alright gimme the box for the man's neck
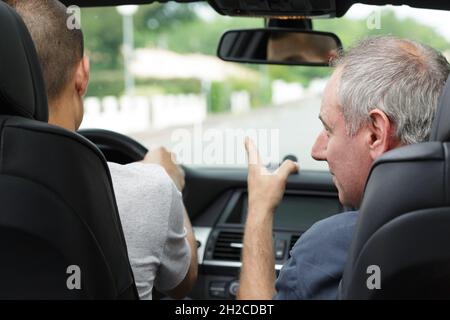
[48,98,77,132]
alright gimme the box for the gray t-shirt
[108,162,191,300]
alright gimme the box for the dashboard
[189,185,342,300]
[75,129,341,300]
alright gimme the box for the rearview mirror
[218,28,342,66]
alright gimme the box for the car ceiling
[61,0,450,17]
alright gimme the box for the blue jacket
[274,211,358,300]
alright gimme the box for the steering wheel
[78,129,148,164]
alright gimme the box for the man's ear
[74,56,90,97]
[366,108,399,160]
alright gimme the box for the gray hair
[332,36,450,144]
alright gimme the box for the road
[130,97,329,171]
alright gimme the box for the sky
[196,3,450,41]
[345,4,450,41]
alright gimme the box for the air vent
[213,231,243,261]
[289,234,301,257]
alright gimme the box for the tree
[81,4,450,98]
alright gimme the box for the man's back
[108,162,191,299]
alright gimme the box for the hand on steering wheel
[141,147,185,192]
[77,129,185,192]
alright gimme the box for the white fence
[271,78,329,106]
[151,94,207,130]
[272,80,305,105]
[80,94,208,134]
[80,79,328,135]
[231,91,251,114]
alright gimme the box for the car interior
[2,0,450,300]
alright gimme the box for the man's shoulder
[108,161,173,189]
[275,211,359,299]
[107,161,178,217]
[108,161,166,177]
[309,211,358,234]
[294,211,358,253]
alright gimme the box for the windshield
[79,3,450,170]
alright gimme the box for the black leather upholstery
[430,75,450,142]
[339,76,450,299]
[0,1,48,121]
[0,2,138,299]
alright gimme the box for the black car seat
[339,74,450,299]
[0,2,138,299]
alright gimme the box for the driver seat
[339,74,450,299]
[0,2,138,299]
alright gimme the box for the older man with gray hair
[238,36,450,300]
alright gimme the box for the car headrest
[430,75,450,142]
[0,1,48,122]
